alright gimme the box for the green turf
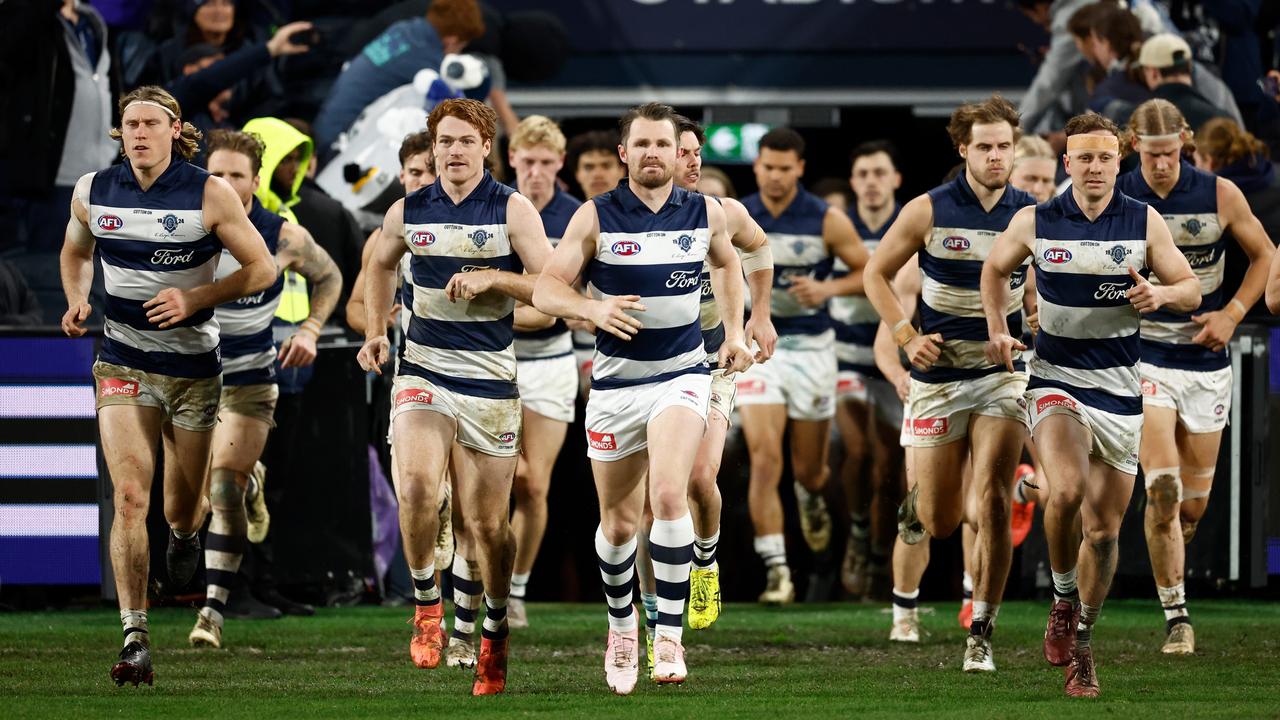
[1,600,1277,718]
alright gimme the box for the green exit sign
[703,123,772,164]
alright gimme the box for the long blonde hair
[110,86,203,161]
[1122,98,1192,157]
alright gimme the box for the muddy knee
[1144,468,1182,522]
[209,468,246,511]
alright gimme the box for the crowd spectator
[1195,118,1280,249]
[0,260,43,327]
[1138,33,1236,133]
[1069,3,1150,121]
[312,0,485,153]
[1014,0,1097,135]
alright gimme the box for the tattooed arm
[275,220,344,368]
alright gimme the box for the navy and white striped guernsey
[741,186,832,348]
[399,171,522,399]
[916,174,1034,383]
[513,190,580,361]
[587,181,709,390]
[86,160,223,378]
[214,198,284,386]
[1030,189,1148,415]
[1117,161,1227,371]
[831,203,900,378]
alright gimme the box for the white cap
[1139,33,1192,70]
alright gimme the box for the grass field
[2,600,1277,719]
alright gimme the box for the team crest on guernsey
[469,229,492,249]
[673,234,695,253]
[157,213,184,235]
[1183,218,1203,237]
[791,240,806,257]
[1107,244,1130,265]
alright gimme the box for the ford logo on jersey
[942,235,970,252]
[611,241,641,256]
[97,214,124,231]
[410,230,435,247]
[666,269,700,289]
[1043,248,1072,264]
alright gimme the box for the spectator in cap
[1138,33,1235,133]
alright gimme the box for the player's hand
[787,276,830,308]
[904,332,944,372]
[144,288,196,328]
[745,312,777,363]
[357,335,390,374]
[62,302,92,337]
[279,330,318,368]
[891,370,911,403]
[984,333,1026,373]
[718,338,754,375]
[445,269,495,302]
[588,295,645,341]
[1025,305,1040,336]
[1126,266,1163,314]
[1190,309,1237,353]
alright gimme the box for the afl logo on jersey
[611,241,641,256]
[97,214,124,231]
[942,235,970,252]
[1043,247,1072,264]
[410,230,435,247]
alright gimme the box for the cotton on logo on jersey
[611,241,641,256]
[97,215,123,231]
[1036,394,1076,413]
[1043,248,1072,264]
[395,389,434,407]
[99,378,139,398]
[942,236,970,252]
[410,230,435,247]
[912,417,948,437]
[587,430,617,451]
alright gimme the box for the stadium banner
[488,0,1035,53]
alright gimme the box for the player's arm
[60,174,97,337]
[532,202,644,340]
[1267,241,1280,314]
[513,302,556,332]
[706,197,751,374]
[356,200,409,373]
[147,175,274,330]
[873,254,921,401]
[1136,205,1200,314]
[1022,265,1040,335]
[981,206,1036,371]
[724,197,776,361]
[1189,178,1274,349]
[445,193,551,304]
[864,194,942,371]
[788,207,867,308]
[276,221,343,368]
[345,228,384,336]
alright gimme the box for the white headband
[1137,132,1186,144]
[124,100,177,119]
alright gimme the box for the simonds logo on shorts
[395,389,433,407]
[1036,394,1076,413]
[588,430,617,451]
[912,417,948,437]
[99,378,139,398]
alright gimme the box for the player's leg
[191,408,272,648]
[740,403,792,602]
[392,407,454,669]
[687,408,728,630]
[451,442,518,695]
[1160,422,1224,654]
[864,406,905,601]
[1030,411,1091,667]
[509,406,567,628]
[447,485,481,668]
[645,401,707,683]
[890,447,929,643]
[160,420,216,587]
[1139,404,1187,652]
[592,450,648,695]
[962,414,1025,672]
[635,489,657,676]
[790,417,834,553]
[98,402,164,684]
[1069,458,1137,698]
[960,461,977,630]
[835,394,872,595]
